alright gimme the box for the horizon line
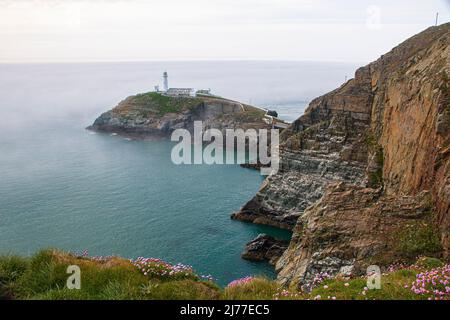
[0,58,368,65]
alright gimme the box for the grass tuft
[223,277,279,300]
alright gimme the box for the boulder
[241,234,289,266]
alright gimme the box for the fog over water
[0,61,358,285]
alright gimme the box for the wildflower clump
[132,257,197,281]
[200,274,215,282]
[273,289,301,300]
[73,249,89,258]
[226,276,255,288]
[72,250,114,262]
[387,262,410,273]
[410,264,449,300]
[304,271,334,291]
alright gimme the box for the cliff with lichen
[232,23,449,289]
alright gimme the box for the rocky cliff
[233,24,450,289]
[88,92,270,138]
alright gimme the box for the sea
[0,61,358,285]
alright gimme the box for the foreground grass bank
[0,249,448,300]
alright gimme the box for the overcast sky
[0,0,449,63]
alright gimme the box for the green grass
[141,280,221,300]
[415,256,444,269]
[134,92,170,105]
[0,250,447,300]
[0,255,30,299]
[131,92,203,116]
[0,249,219,300]
[223,278,279,300]
[397,222,443,258]
[307,270,420,300]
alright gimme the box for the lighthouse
[163,71,168,92]
[160,71,193,97]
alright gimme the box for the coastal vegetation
[119,92,204,117]
[364,132,384,188]
[0,249,447,300]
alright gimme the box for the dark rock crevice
[241,234,289,266]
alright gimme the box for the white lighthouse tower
[163,71,168,92]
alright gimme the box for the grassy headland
[0,249,447,300]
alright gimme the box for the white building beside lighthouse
[161,71,193,97]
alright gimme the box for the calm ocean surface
[0,61,358,285]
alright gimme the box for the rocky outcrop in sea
[88,93,271,138]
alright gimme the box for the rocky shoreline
[88,24,449,290]
[233,23,450,289]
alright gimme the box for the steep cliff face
[231,67,372,229]
[88,93,269,138]
[232,52,375,230]
[234,24,449,289]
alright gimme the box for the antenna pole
[435,12,439,26]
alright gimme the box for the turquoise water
[0,123,290,285]
[0,61,357,285]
